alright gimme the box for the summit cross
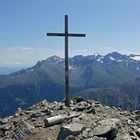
[46,15,86,106]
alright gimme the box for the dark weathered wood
[47,33,86,37]
[47,33,65,36]
[66,33,86,37]
[65,15,69,107]
[46,15,86,107]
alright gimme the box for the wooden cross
[46,15,86,107]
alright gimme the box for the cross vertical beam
[46,15,86,107]
[65,15,69,106]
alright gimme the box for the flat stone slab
[58,123,84,140]
[92,118,120,138]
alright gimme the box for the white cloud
[0,61,22,66]
[0,47,51,67]
[103,47,113,51]
[8,46,33,51]
[71,48,89,56]
[1,61,11,65]
[15,62,22,65]
[21,47,33,51]
[0,32,15,36]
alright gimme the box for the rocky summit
[0,97,140,140]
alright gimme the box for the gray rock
[136,128,140,138]
[74,101,91,111]
[64,135,77,140]
[41,108,52,115]
[85,136,107,140]
[58,123,84,140]
[0,124,12,138]
[70,100,74,106]
[114,132,132,140]
[30,112,42,118]
[85,108,96,114]
[40,99,48,107]
[30,113,38,118]
[1,118,8,124]
[92,118,120,139]
[13,120,34,140]
[0,120,5,125]
[120,111,130,116]
[24,110,34,115]
[80,127,93,138]
[0,126,7,137]
[132,110,140,115]
[16,108,22,114]
[74,96,88,103]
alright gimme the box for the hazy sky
[0,0,140,67]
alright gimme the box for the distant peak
[46,55,64,63]
[107,52,122,56]
[48,55,62,60]
[105,52,128,60]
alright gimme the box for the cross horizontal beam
[47,33,86,37]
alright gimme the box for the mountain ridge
[1,52,140,117]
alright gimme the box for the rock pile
[0,97,140,140]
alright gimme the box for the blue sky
[0,0,140,67]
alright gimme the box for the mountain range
[1,52,140,117]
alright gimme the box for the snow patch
[47,56,64,63]
[30,68,34,71]
[130,56,140,61]
[109,57,116,61]
[69,65,76,70]
[117,60,123,62]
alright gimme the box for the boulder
[132,110,140,115]
[41,108,52,115]
[58,123,84,140]
[73,101,91,111]
[0,125,12,138]
[1,118,8,125]
[92,118,120,139]
[30,112,42,118]
[40,99,48,107]
[74,96,88,103]
[13,120,34,140]
[0,126,7,137]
